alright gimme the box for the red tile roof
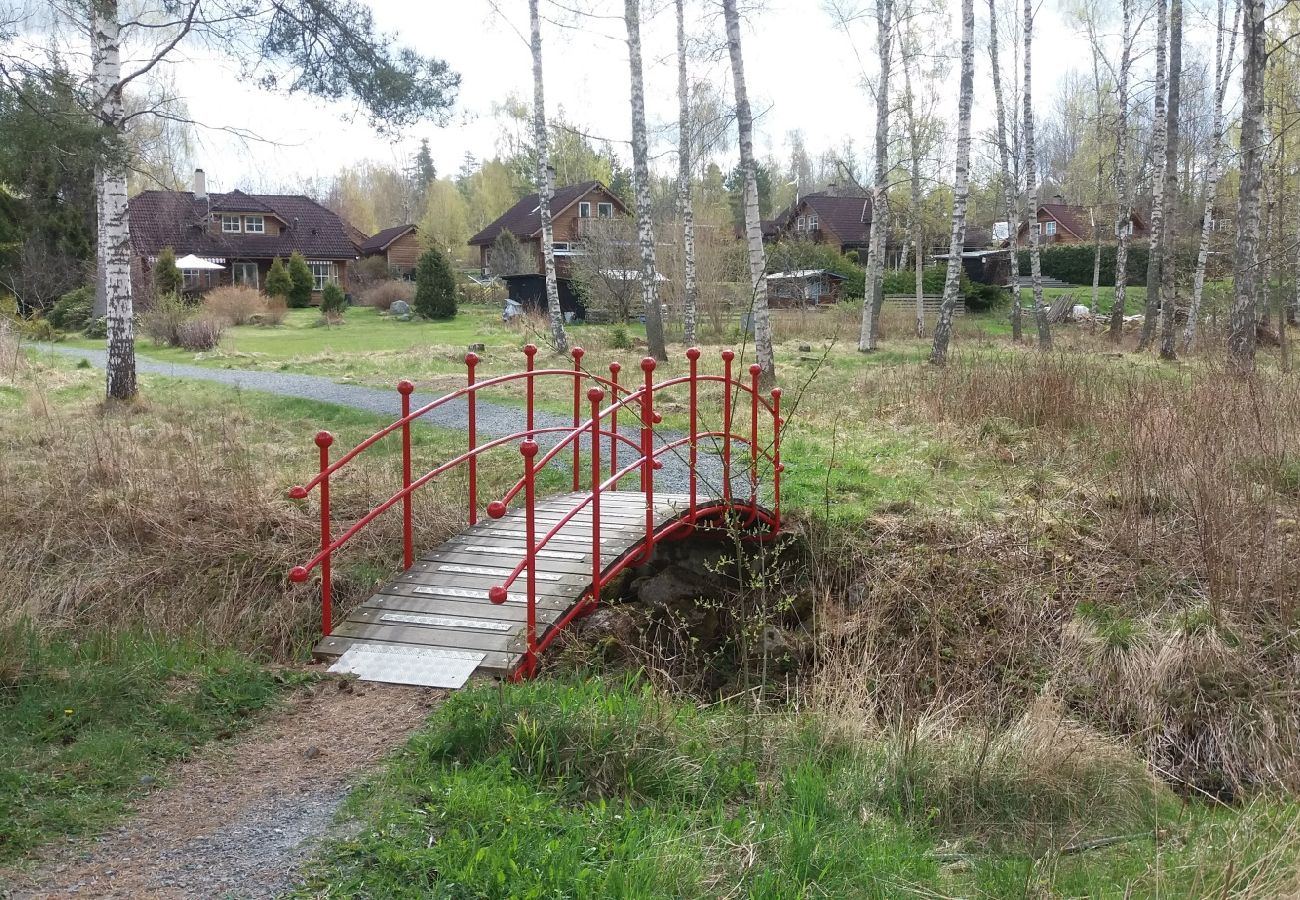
[359,224,417,253]
[128,191,359,260]
[468,181,627,246]
[780,192,873,247]
[1037,203,1092,239]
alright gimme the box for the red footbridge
[287,344,783,688]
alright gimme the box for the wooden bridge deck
[315,490,731,686]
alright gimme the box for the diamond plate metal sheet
[379,612,513,632]
[412,585,524,603]
[328,642,485,688]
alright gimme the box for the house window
[1045,220,1057,236]
[308,261,336,291]
[796,216,806,233]
[1031,223,1041,235]
[808,214,819,231]
[221,214,241,233]
[233,261,259,289]
[578,202,592,218]
[243,215,264,234]
[597,202,614,218]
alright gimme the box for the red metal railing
[287,344,784,677]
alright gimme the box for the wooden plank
[420,549,615,577]
[364,591,536,621]
[314,633,520,672]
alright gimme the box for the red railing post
[749,363,761,512]
[686,347,700,521]
[398,380,414,569]
[640,357,656,552]
[588,386,604,608]
[771,387,783,531]
[609,362,621,488]
[721,350,734,504]
[571,346,585,491]
[466,352,479,525]
[315,430,334,636]
[523,343,537,440]
[521,438,539,675]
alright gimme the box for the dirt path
[2,678,439,899]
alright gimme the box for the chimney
[193,168,207,200]
[1051,192,1064,205]
[827,182,838,197]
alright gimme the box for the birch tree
[988,0,1022,342]
[1023,0,1051,348]
[1138,0,1169,351]
[900,22,926,338]
[1228,0,1265,372]
[676,0,698,346]
[859,0,894,352]
[1182,0,1239,351]
[625,0,667,362]
[722,0,775,381]
[1157,0,1183,360]
[929,0,975,365]
[530,0,568,354]
[1108,0,1135,341]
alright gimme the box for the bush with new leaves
[265,257,292,302]
[154,247,183,297]
[320,282,346,320]
[286,252,314,308]
[414,247,457,320]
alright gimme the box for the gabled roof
[129,190,359,260]
[1036,203,1091,239]
[781,191,873,246]
[359,224,417,253]
[468,181,627,246]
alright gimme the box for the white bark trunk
[676,0,697,346]
[929,0,974,365]
[722,0,774,381]
[93,0,136,401]
[1157,0,1182,360]
[902,45,924,338]
[1109,0,1134,341]
[987,0,1022,342]
[1138,0,1169,351]
[1023,0,1050,349]
[1229,0,1265,372]
[530,0,568,355]
[625,0,667,362]
[859,0,893,352]
[1182,0,1238,351]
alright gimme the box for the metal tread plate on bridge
[326,642,486,688]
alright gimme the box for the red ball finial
[587,386,605,403]
[523,343,538,357]
[771,387,782,400]
[487,500,507,519]
[465,352,480,367]
[721,350,735,362]
[749,363,761,376]
[289,566,309,583]
[520,439,539,458]
[397,379,414,395]
[609,361,622,374]
[489,585,508,604]
[314,430,334,448]
[640,357,656,372]
[572,346,585,361]
[686,347,701,361]
[287,485,308,500]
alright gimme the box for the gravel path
[2,680,439,900]
[39,345,756,499]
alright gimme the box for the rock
[303,745,322,760]
[139,775,156,787]
[578,606,639,645]
[468,342,486,353]
[1071,304,1091,320]
[633,563,712,608]
[396,313,411,322]
[388,299,411,317]
[798,343,812,352]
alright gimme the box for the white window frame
[243,215,265,234]
[578,201,592,218]
[232,261,259,289]
[796,215,806,233]
[308,260,336,292]
[597,202,614,218]
[221,214,242,233]
[808,214,819,231]
[1045,220,1057,236]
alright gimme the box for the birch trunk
[1182,0,1238,351]
[93,0,136,401]
[1229,0,1265,372]
[859,0,893,352]
[676,0,697,346]
[722,0,774,381]
[1109,0,1134,342]
[902,45,925,337]
[1138,0,1169,351]
[530,0,568,355]
[1023,0,1050,349]
[1157,0,1183,360]
[929,0,974,365]
[625,0,668,361]
[987,0,1022,342]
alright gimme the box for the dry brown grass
[358,281,415,309]
[202,285,268,326]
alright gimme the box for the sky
[161,0,1100,196]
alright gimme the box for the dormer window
[244,215,265,234]
[597,202,614,218]
[221,214,241,233]
[578,202,592,218]
[1044,220,1057,236]
[808,214,819,231]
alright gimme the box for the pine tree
[320,281,346,317]
[414,248,457,319]
[265,257,292,300]
[286,251,314,308]
[153,246,182,297]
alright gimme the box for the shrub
[359,280,415,309]
[350,255,392,290]
[459,280,507,307]
[82,317,108,339]
[202,285,265,326]
[264,257,292,302]
[174,316,224,351]
[320,281,346,319]
[48,286,95,332]
[882,265,968,297]
[286,251,314,308]
[154,247,182,297]
[261,296,288,326]
[140,294,191,346]
[414,247,457,320]
[965,282,1004,311]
